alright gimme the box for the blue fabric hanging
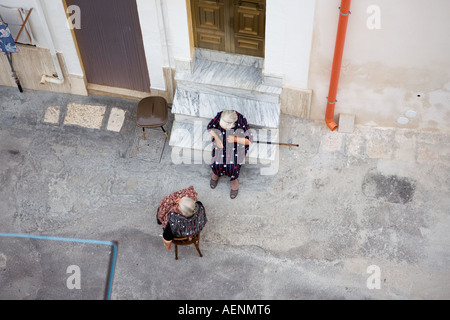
[0,21,18,53]
[1,21,23,92]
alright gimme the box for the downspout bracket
[327,97,338,104]
[338,7,351,16]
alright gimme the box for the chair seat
[136,96,168,127]
[172,233,203,260]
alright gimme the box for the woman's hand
[226,136,236,144]
[163,238,172,251]
[215,139,224,149]
[209,130,223,148]
[227,136,251,146]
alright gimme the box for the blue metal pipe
[0,232,118,300]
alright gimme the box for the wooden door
[65,0,151,92]
[191,0,266,58]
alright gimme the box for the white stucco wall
[308,0,450,132]
[137,0,190,91]
[0,0,83,76]
[264,0,315,89]
[41,0,83,76]
[0,0,45,47]
[137,0,165,90]
[165,0,191,63]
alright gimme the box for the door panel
[193,0,226,52]
[66,0,151,92]
[233,0,265,56]
[191,0,265,57]
[234,36,264,55]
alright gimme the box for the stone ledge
[171,88,280,129]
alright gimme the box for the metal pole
[325,0,352,131]
[5,52,23,92]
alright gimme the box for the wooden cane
[255,140,299,147]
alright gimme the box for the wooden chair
[172,233,203,260]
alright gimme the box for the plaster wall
[264,0,315,89]
[136,0,166,91]
[0,0,83,76]
[137,0,191,91]
[308,0,450,132]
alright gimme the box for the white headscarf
[179,196,196,218]
[219,110,238,130]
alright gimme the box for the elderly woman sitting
[156,186,207,250]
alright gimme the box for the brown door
[191,0,266,58]
[65,0,151,92]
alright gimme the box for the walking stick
[255,140,299,147]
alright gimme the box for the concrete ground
[0,85,449,300]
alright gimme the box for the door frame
[62,0,86,80]
[62,0,152,99]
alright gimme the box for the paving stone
[365,131,394,159]
[338,113,355,133]
[43,105,60,124]
[320,132,343,152]
[64,103,106,129]
[345,130,366,158]
[417,146,440,165]
[393,131,416,162]
[107,107,126,132]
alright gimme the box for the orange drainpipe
[325,0,351,131]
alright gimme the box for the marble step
[175,48,282,103]
[175,61,281,104]
[194,47,265,68]
[171,88,280,129]
[169,118,279,163]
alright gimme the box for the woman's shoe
[210,177,219,189]
[230,188,239,199]
[230,179,239,199]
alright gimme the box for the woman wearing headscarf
[156,185,198,228]
[207,110,252,199]
[156,186,207,250]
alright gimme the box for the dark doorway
[65,0,151,92]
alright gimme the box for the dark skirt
[210,163,241,181]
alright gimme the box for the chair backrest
[172,233,200,245]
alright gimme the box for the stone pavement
[0,85,449,300]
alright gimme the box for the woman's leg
[229,164,240,199]
[210,164,220,189]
